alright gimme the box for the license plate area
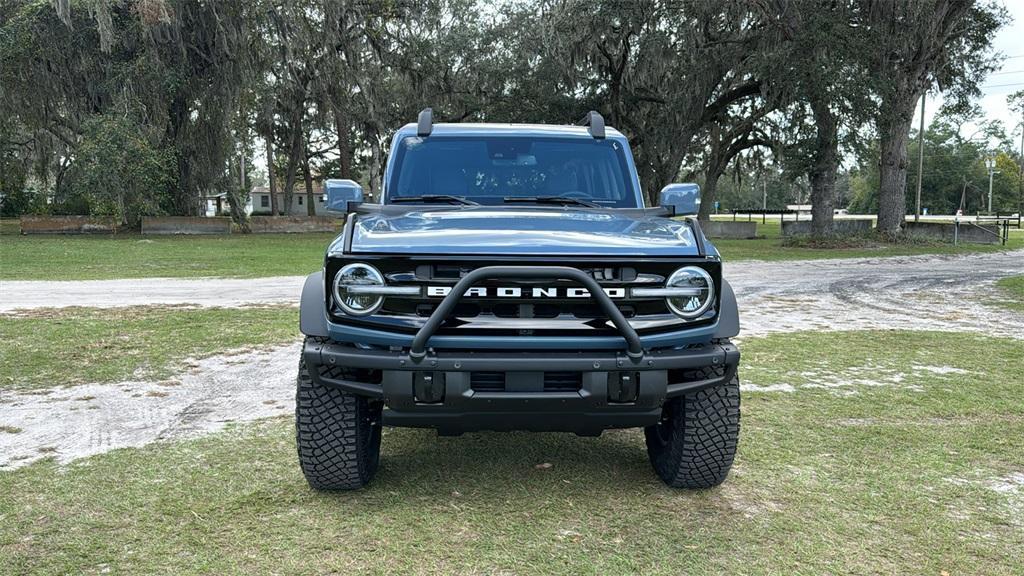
[469,371,583,393]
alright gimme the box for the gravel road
[0,276,306,312]
[732,249,1024,340]
[1,249,1022,469]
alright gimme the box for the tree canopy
[0,0,1012,232]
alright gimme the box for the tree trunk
[169,93,198,216]
[876,102,916,235]
[281,118,304,216]
[636,139,690,208]
[697,123,723,221]
[265,132,278,217]
[335,109,352,179]
[227,187,250,233]
[699,171,721,222]
[303,146,315,217]
[365,123,383,199]
[809,98,838,237]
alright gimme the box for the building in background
[250,183,328,216]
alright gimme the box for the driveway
[731,249,1024,339]
[0,275,306,312]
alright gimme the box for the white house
[251,184,329,216]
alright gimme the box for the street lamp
[985,156,1000,214]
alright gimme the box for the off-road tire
[644,365,740,489]
[295,341,382,490]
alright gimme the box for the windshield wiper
[392,195,478,206]
[503,195,601,208]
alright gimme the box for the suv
[297,110,741,490]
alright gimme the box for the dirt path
[0,343,299,469]
[1,250,1022,469]
[731,249,1024,340]
[0,276,306,312]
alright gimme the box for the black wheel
[645,366,740,489]
[295,341,382,490]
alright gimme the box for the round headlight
[333,263,385,316]
[665,266,715,319]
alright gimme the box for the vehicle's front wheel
[645,367,740,489]
[295,343,382,490]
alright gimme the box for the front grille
[327,257,720,338]
[410,302,638,320]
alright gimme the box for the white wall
[252,193,327,216]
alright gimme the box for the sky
[914,1,1024,144]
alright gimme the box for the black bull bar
[408,265,645,360]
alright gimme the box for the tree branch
[701,81,762,123]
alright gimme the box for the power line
[979,81,1024,89]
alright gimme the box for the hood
[343,207,700,256]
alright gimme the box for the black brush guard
[304,266,739,434]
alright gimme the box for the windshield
[386,136,639,208]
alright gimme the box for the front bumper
[303,339,740,435]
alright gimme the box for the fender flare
[713,278,740,339]
[299,271,330,337]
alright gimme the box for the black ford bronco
[296,110,741,490]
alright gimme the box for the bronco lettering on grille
[425,286,626,298]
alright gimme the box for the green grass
[710,219,1024,261]
[996,275,1024,312]
[0,232,335,280]
[2,218,1020,281]
[0,306,299,390]
[0,218,18,236]
[1,330,1021,575]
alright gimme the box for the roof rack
[417,107,433,137]
[577,110,605,139]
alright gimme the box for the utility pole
[1019,115,1024,216]
[762,179,767,211]
[985,156,999,213]
[959,176,968,213]
[914,92,925,222]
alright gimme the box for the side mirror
[324,179,364,213]
[659,183,700,216]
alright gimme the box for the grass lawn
[996,275,1024,312]
[1,330,1021,574]
[0,306,299,391]
[0,230,334,280]
[2,218,1021,281]
[0,218,19,236]
[711,218,1024,261]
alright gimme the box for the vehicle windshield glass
[386,136,639,208]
